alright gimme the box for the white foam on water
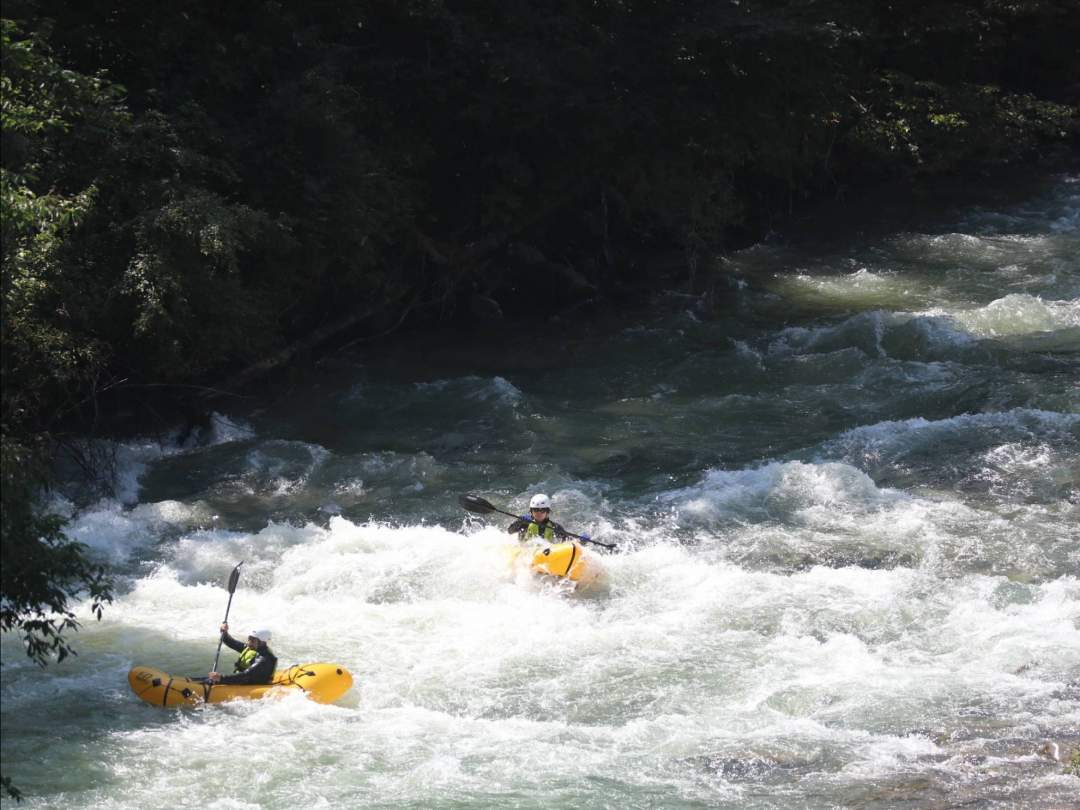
[63,498,214,563]
[472,375,524,405]
[761,296,1080,363]
[930,293,1080,338]
[968,441,1076,501]
[888,230,1062,273]
[198,413,257,446]
[655,441,1077,578]
[732,340,766,371]
[659,460,907,526]
[3,511,1078,809]
[778,267,938,310]
[823,408,1080,469]
[242,440,330,497]
[68,412,256,505]
[767,310,897,357]
[413,374,524,405]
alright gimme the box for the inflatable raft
[510,541,604,590]
[128,662,353,708]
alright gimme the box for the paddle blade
[226,562,243,594]
[459,494,497,515]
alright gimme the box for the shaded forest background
[1,0,1078,706]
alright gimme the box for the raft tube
[127,662,353,708]
[507,541,604,590]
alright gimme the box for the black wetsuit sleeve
[220,632,245,654]
[217,650,277,685]
[507,518,530,535]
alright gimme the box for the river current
[2,175,1078,809]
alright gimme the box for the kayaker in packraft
[507,493,567,542]
[207,624,277,685]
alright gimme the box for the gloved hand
[579,532,591,542]
[519,515,530,522]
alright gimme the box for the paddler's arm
[507,517,531,535]
[219,623,245,653]
[206,624,248,682]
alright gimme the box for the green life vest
[525,521,557,542]
[235,647,258,672]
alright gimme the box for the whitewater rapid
[2,175,1078,809]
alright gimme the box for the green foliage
[842,70,1077,178]
[121,189,286,377]
[0,3,1074,415]
[0,1,1074,422]
[1,19,114,431]
[0,433,112,803]
[0,28,113,760]
[6,1,1076,362]
[0,435,113,665]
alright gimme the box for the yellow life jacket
[235,647,258,672]
[525,521,557,542]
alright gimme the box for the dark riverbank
[5,2,1079,440]
[47,163,1080,447]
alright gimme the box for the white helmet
[248,629,272,643]
[529,493,551,510]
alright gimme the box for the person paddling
[461,492,612,550]
[207,624,277,685]
[507,493,587,543]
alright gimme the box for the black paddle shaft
[459,494,515,519]
[459,494,616,550]
[211,562,244,673]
